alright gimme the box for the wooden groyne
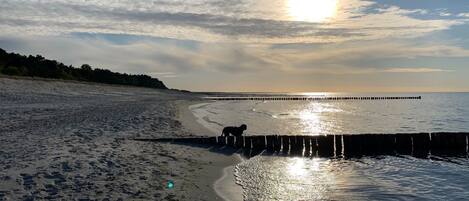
[204,96,422,101]
[134,132,469,158]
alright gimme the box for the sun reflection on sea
[297,102,342,135]
[299,108,322,134]
[288,157,322,177]
[287,157,307,176]
[236,156,341,200]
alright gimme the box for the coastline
[176,100,244,201]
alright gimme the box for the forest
[0,48,167,89]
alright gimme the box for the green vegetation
[0,48,167,89]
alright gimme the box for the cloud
[263,41,469,74]
[0,0,465,43]
[458,13,469,18]
[147,72,180,78]
[439,12,452,17]
[381,68,452,73]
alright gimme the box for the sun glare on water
[287,0,338,22]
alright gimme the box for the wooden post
[217,136,226,146]
[208,137,217,145]
[317,135,334,157]
[227,136,235,147]
[255,136,266,150]
[235,136,244,148]
[430,132,443,155]
[311,136,319,156]
[281,136,290,154]
[289,136,298,155]
[334,135,342,157]
[244,137,252,149]
[361,134,386,156]
[411,133,430,158]
[304,136,311,157]
[395,134,413,155]
[266,135,275,152]
[342,135,363,157]
[273,135,281,153]
[173,138,189,143]
[383,134,397,155]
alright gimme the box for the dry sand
[0,77,242,201]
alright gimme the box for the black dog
[221,124,247,137]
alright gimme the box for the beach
[0,77,242,200]
[4,76,469,201]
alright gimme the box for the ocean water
[191,92,469,200]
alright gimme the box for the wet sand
[214,159,244,201]
[0,77,242,201]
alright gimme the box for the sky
[1,0,469,92]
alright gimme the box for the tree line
[0,48,167,89]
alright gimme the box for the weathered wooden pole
[304,136,311,157]
[343,134,370,157]
[289,136,298,155]
[411,133,430,158]
[249,136,264,151]
[226,136,235,147]
[235,136,244,148]
[317,135,334,157]
[395,134,413,155]
[281,136,290,154]
[334,135,342,157]
[361,134,386,156]
[244,137,252,149]
[273,135,282,153]
[310,136,319,157]
[208,137,217,145]
[217,136,226,146]
[266,135,275,152]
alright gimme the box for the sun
[287,0,338,22]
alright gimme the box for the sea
[190,92,469,200]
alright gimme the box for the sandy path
[0,77,239,200]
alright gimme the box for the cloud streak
[381,68,452,73]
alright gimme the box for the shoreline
[176,100,217,136]
[176,100,244,201]
[214,155,244,201]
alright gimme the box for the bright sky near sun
[288,0,338,22]
[1,0,469,92]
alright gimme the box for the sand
[0,77,243,201]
